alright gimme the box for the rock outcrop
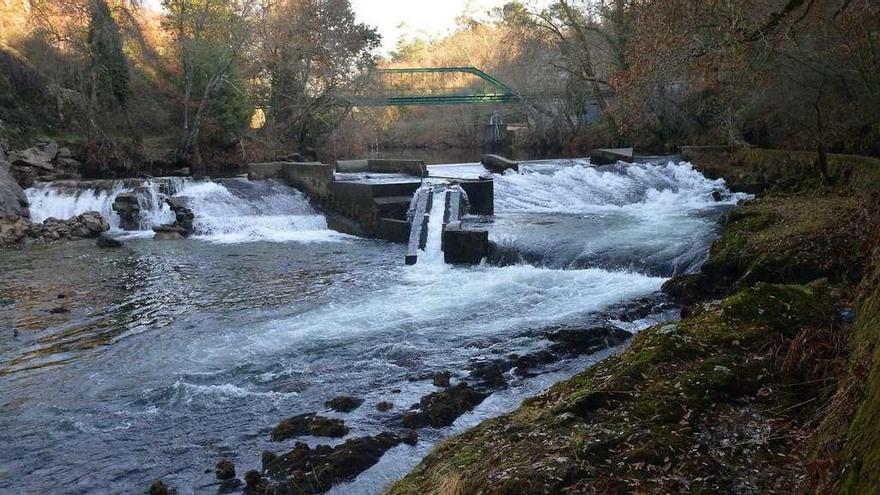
[270,413,350,441]
[7,141,82,187]
[153,196,195,240]
[0,158,29,219]
[111,191,143,230]
[262,433,403,494]
[401,383,488,429]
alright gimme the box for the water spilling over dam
[1,158,744,494]
[25,178,346,244]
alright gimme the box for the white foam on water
[417,186,448,265]
[26,182,127,227]
[213,263,666,362]
[25,180,177,230]
[168,380,297,403]
[25,178,347,244]
[175,179,347,244]
[494,160,746,215]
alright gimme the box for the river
[0,158,743,493]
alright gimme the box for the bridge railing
[346,66,520,106]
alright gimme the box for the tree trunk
[558,0,621,145]
[177,76,219,166]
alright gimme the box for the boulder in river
[243,470,267,495]
[149,479,176,495]
[0,217,30,247]
[324,395,363,413]
[262,433,402,494]
[153,224,188,240]
[546,325,632,355]
[112,191,143,230]
[402,429,418,446]
[376,401,394,412]
[215,458,236,480]
[165,196,195,236]
[96,234,124,249]
[402,383,488,429]
[270,413,349,441]
[468,361,509,389]
[432,371,451,388]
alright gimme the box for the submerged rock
[546,325,632,355]
[149,479,176,495]
[96,234,123,249]
[153,224,188,240]
[243,470,266,495]
[376,401,394,412]
[263,433,402,494]
[270,413,349,441]
[215,458,236,480]
[324,395,363,413]
[402,383,488,429]
[432,371,451,388]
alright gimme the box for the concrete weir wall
[247,160,493,264]
[248,161,334,201]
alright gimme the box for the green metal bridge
[348,67,520,106]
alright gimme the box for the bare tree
[163,0,257,165]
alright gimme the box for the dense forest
[1,0,878,174]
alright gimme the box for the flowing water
[1,159,743,494]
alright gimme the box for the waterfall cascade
[405,183,471,265]
[24,178,341,244]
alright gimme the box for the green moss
[389,280,842,495]
[720,283,835,336]
[838,261,880,494]
[689,147,880,198]
[701,195,864,288]
[680,355,766,402]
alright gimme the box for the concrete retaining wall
[248,161,334,201]
[459,180,494,216]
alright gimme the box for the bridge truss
[348,67,520,107]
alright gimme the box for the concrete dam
[248,157,496,265]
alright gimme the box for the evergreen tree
[88,0,130,110]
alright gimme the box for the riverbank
[389,149,880,494]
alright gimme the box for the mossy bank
[389,149,880,494]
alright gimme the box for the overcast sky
[349,0,511,53]
[141,0,535,54]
